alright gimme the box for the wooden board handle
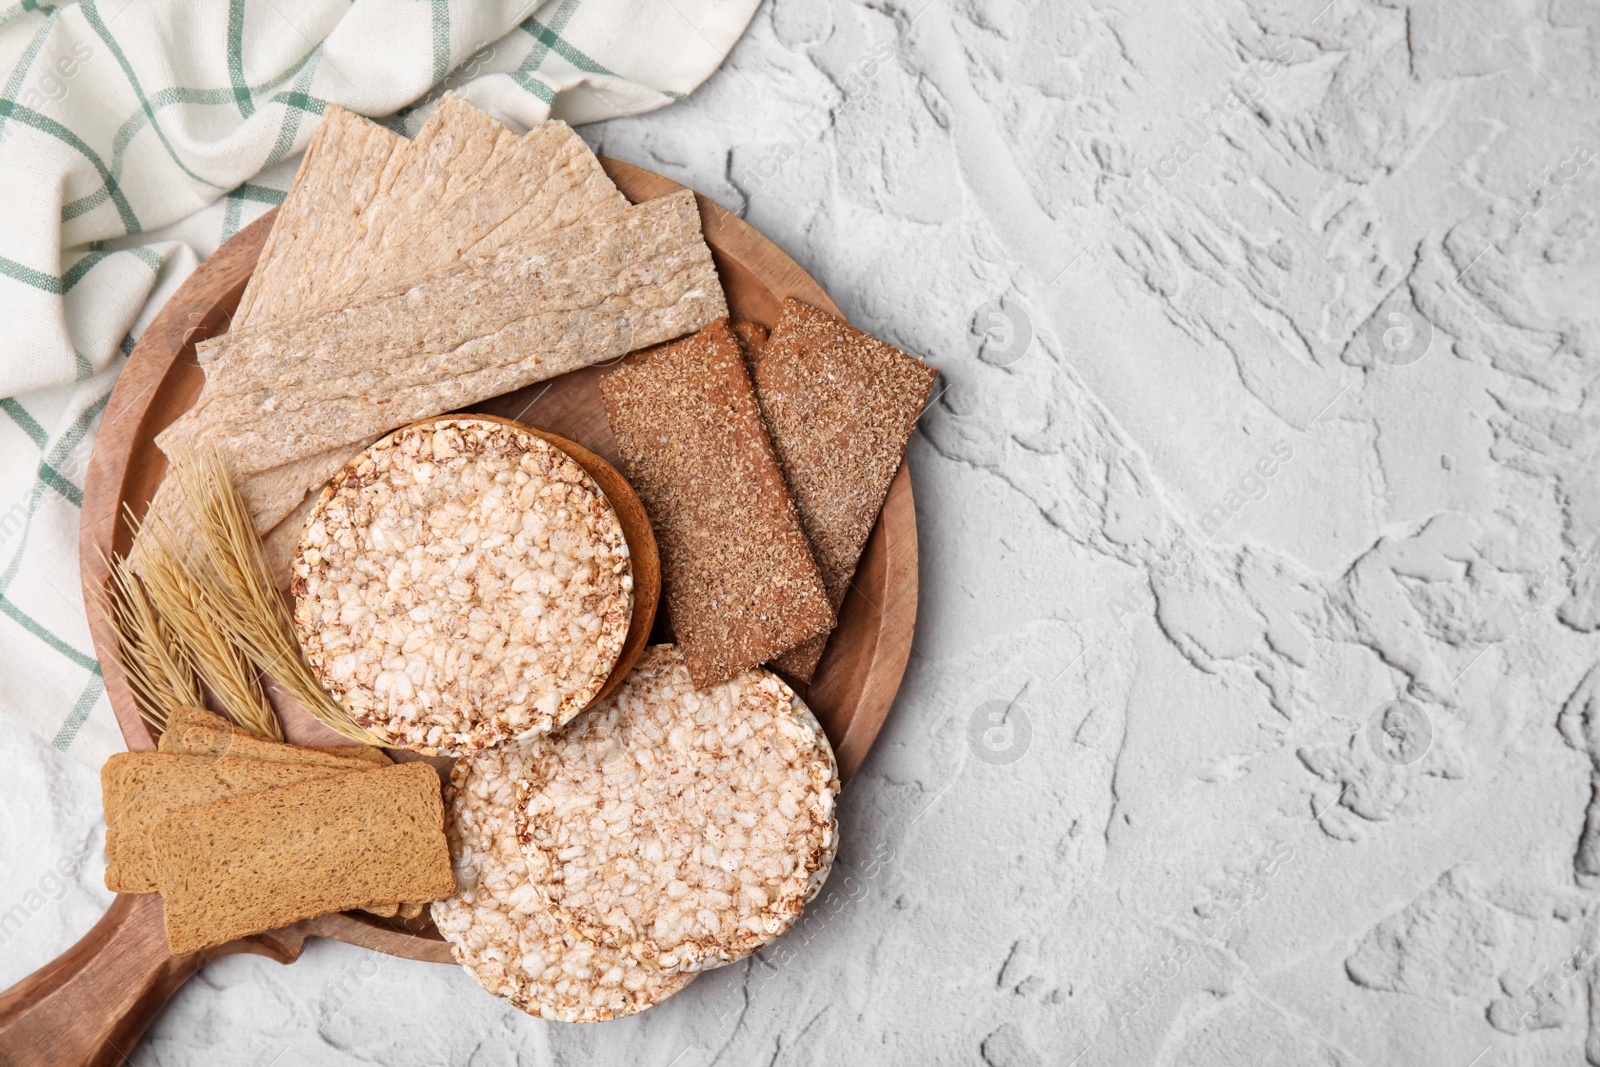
[0,894,303,1067]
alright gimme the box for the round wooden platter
[0,162,918,1066]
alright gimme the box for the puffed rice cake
[516,644,839,973]
[292,418,632,755]
[432,738,693,1021]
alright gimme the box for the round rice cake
[292,418,632,755]
[516,644,840,973]
[431,739,693,1022]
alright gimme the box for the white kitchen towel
[0,0,758,767]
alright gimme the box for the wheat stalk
[134,524,283,741]
[170,449,380,745]
[98,549,204,735]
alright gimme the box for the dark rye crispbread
[156,708,385,771]
[731,319,769,360]
[151,761,455,954]
[600,319,833,687]
[747,300,938,681]
[101,753,360,893]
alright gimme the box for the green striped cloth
[0,0,757,767]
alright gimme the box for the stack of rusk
[102,706,453,954]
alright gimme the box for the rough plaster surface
[7,0,1600,1062]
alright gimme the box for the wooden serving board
[0,161,917,1067]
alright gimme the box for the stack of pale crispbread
[131,92,722,588]
[101,92,939,1020]
[101,706,451,952]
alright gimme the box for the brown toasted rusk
[155,712,384,771]
[100,753,358,893]
[151,762,454,954]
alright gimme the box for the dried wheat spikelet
[134,521,281,741]
[98,547,204,735]
[170,449,379,745]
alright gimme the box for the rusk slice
[433,738,693,1021]
[101,753,355,893]
[600,319,832,687]
[516,645,839,973]
[160,705,391,765]
[152,762,454,954]
[749,300,938,680]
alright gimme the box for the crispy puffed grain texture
[158,192,725,477]
[750,300,938,680]
[292,419,633,756]
[231,107,406,333]
[432,738,693,1021]
[515,645,839,973]
[100,753,354,893]
[600,320,832,687]
[157,719,383,771]
[152,762,454,955]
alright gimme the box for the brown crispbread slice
[156,712,384,771]
[731,319,769,361]
[157,190,724,478]
[600,318,833,687]
[151,762,455,955]
[747,301,938,680]
[101,753,357,893]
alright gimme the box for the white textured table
[7,1,1600,1063]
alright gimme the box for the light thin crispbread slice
[231,107,406,334]
[151,762,455,955]
[161,705,392,765]
[600,319,832,687]
[158,190,724,478]
[747,301,939,681]
[261,490,319,587]
[319,95,629,301]
[100,753,357,893]
[242,445,379,532]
